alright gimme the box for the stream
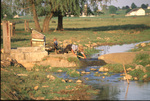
[54,40,150,100]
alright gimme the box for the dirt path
[98,51,150,64]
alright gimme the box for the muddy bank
[38,53,78,67]
[98,51,150,64]
[38,53,107,68]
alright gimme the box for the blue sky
[109,0,150,8]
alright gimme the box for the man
[53,38,58,54]
[64,44,86,59]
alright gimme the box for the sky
[108,0,150,8]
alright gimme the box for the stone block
[11,53,25,61]
[24,51,48,62]
[11,49,21,53]
[17,47,43,52]
[31,30,45,39]
[1,53,10,60]
[32,41,45,46]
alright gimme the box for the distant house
[125,8,145,16]
[147,6,150,9]
[13,15,20,18]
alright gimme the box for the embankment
[98,51,150,64]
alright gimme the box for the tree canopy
[131,3,137,9]
[109,5,117,14]
[141,4,148,9]
[27,0,80,32]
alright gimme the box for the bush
[133,53,150,66]
[109,5,117,14]
[129,69,145,80]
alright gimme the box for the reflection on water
[93,81,150,100]
[118,81,150,100]
[91,40,150,58]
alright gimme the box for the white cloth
[80,52,84,54]
[71,44,78,51]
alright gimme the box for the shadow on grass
[1,38,30,45]
[11,38,30,42]
[79,58,107,67]
[15,29,25,31]
[64,24,150,31]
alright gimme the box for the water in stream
[54,41,150,100]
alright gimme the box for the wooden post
[2,21,11,54]
[24,20,27,31]
[13,23,15,35]
[26,21,30,32]
[125,84,129,99]
[10,23,13,36]
[123,64,130,84]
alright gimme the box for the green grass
[133,53,150,67]
[32,65,81,77]
[1,66,97,100]
[128,69,146,81]
[1,16,150,50]
[84,48,99,55]
[104,64,124,73]
[67,57,80,63]
[130,42,150,52]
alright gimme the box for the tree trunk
[42,13,53,33]
[31,0,41,32]
[57,15,63,31]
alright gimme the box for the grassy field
[1,15,150,50]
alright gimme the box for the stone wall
[10,47,48,70]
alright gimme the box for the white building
[125,8,145,16]
[147,6,150,9]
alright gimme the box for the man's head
[53,38,57,41]
[78,45,84,52]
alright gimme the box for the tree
[1,0,17,19]
[12,0,41,31]
[126,9,131,14]
[125,6,130,9]
[93,6,99,15]
[13,0,81,32]
[87,6,94,15]
[28,0,42,32]
[109,5,117,14]
[56,0,80,31]
[131,3,137,9]
[30,0,80,32]
[79,0,87,15]
[141,4,148,9]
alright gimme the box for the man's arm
[81,52,86,59]
[71,49,77,57]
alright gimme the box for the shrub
[133,53,150,66]
[129,69,145,80]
